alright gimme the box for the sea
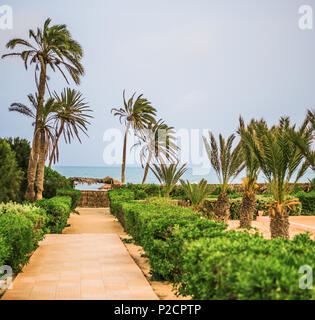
[53,166,314,191]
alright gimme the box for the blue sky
[0,0,314,166]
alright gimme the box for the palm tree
[9,95,58,200]
[134,119,179,184]
[180,179,210,212]
[48,88,93,168]
[111,91,157,184]
[237,117,260,228]
[241,117,311,238]
[287,109,315,171]
[151,162,187,197]
[203,132,244,222]
[2,18,84,201]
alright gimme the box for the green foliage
[180,179,210,210]
[0,211,42,272]
[56,188,81,211]
[43,167,73,199]
[5,137,31,200]
[126,183,160,199]
[0,138,23,203]
[295,191,315,215]
[0,235,11,270]
[178,232,315,300]
[150,163,187,197]
[36,196,72,233]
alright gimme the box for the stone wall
[78,191,110,208]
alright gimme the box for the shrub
[43,167,73,199]
[36,196,72,233]
[295,191,315,215]
[56,188,81,211]
[126,183,160,198]
[0,235,11,270]
[178,232,315,300]
[0,139,23,203]
[0,213,35,272]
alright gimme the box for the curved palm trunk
[48,123,64,168]
[36,131,47,200]
[121,125,130,184]
[25,64,47,201]
[239,191,256,228]
[215,191,230,222]
[270,209,289,239]
[142,153,152,184]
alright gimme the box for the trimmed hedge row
[56,188,82,211]
[295,191,315,215]
[178,232,315,300]
[108,188,315,300]
[0,202,46,272]
[36,196,72,234]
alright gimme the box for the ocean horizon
[53,165,314,190]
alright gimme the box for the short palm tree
[9,95,58,200]
[134,119,178,184]
[203,132,244,222]
[237,117,260,228]
[48,88,93,168]
[241,117,311,238]
[2,18,84,201]
[151,162,187,197]
[111,91,157,184]
[180,179,210,212]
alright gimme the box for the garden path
[1,208,158,300]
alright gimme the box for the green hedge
[56,188,81,211]
[0,202,46,272]
[36,196,72,234]
[178,232,315,300]
[126,183,161,199]
[295,191,315,215]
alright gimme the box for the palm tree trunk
[24,131,40,202]
[24,63,47,201]
[239,191,256,228]
[270,209,290,239]
[142,153,152,184]
[36,131,47,200]
[215,191,230,222]
[48,123,64,168]
[121,125,130,184]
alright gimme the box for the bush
[126,183,160,198]
[178,232,315,300]
[295,191,315,215]
[43,167,73,199]
[0,139,23,203]
[56,188,81,211]
[36,196,71,233]
[0,213,36,272]
[0,235,11,270]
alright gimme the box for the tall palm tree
[241,117,311,238]
[237,117,261,228]
[9,95,58,200]
[203,132,244,222]
[48,88,93,168]
[134,119,179,184]
[111,91,157,184]
[2,18,84,201]
[151,162,187,197]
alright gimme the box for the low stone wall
[78,191,110,208]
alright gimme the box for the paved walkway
[2,208,158,300]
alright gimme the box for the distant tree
[111,91,157,184]
[0,138,23,203]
